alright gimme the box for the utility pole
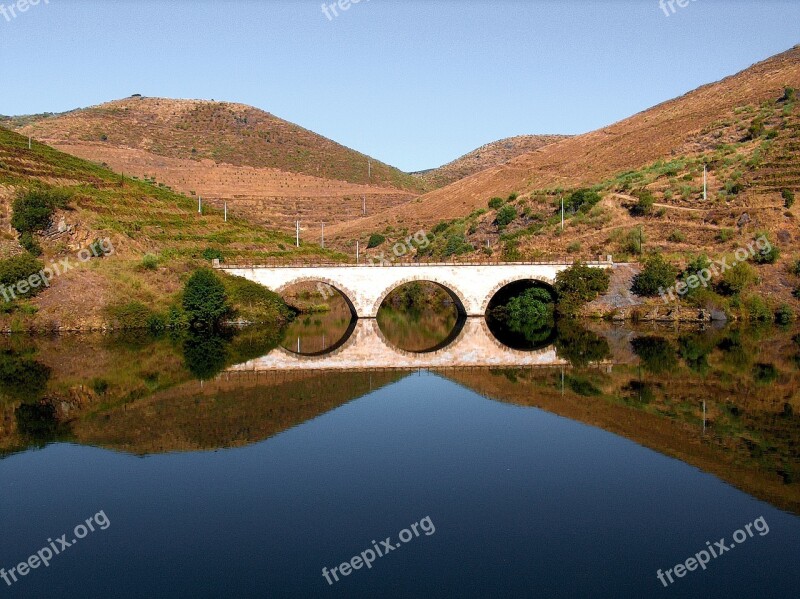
[561,196,565,231]
[368,159,371,180]
[356,241,360,264]
[198,196,202,214]
[362,195,366,216]
[296,221,300,248]
[224,201,228,222]
[28,136,31,150]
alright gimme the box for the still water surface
[1,312,799,598]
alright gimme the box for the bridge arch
[371,277,470,318]
[275,276,359,317]
[479,276,557,316]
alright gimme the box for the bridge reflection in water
[229,317,610,371]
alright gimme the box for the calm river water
[1,310,799,598]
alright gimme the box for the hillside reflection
[1,323,798,515]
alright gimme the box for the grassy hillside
[330,46,800,240]
[0,126,342,331]
[8,97,427,193]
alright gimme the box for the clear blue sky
[1,0,798,172]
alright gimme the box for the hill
[0,126,339,331]
[331,46,800,240]
[5,97,427,230]
[329,47,800,307]
[411,134,569,188]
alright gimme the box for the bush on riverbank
[183,268,230,327]
[554,262,611,317]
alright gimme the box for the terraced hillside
[3,97,426,230]
[0,126,340,331]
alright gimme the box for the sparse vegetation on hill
[0,126,335,330]
[9,97,426,193]
[412,135,570,188]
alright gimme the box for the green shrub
[789,259,800,277]
[443,233,473,257]
[183,269,229,327]
[565,189,602,214]
[632,254,677,297]
[105,301,156,329]
[367,234,386,249]
[0,254,45,301]
[19,232,42,256]
[782,189,795,208]
[724,181,745,196]
[431,221,450,235]
[11,189,71,235]
[488,197,505,210]
[717,261,757,296]
[717,228,734,242]
[630,190,655,217]
[775,304,795,325]
[496,205,517,228]
[744,295,771,322]
[668,230,686,243]
[508,192,518,202]
[554,263,611,316]
[747,117,765,140]
[781,86,796,102]
[504,287,555,334]
[141,254,159,270]
[201,247,225,262]
[752,234,779,264]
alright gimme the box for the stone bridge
[218,260,614,318]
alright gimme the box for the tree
[367,234,386,249]
[182,269,229,327]
[564,189,601,214]
[554,262,611,316]
[782,189,795,209]
[632,254,677,297]
[496,204,517,227]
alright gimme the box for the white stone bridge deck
[217,259,616,318]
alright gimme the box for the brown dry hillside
[4,97,426,230]
[411,134,570,188]
[330,46,800,239]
